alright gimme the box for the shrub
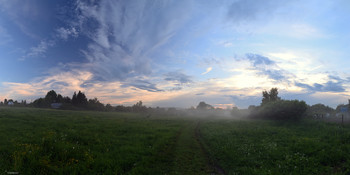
[250,100,307,121]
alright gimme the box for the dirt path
[169,121,225,175]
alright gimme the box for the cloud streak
[164,71,193,84]
[201,67,213,75]
[73,0,193,82]
[0,26,12,45]
[21,40,55,60]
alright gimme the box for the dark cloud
[169,87,182,91]
[50,81,69,89]
[295,74,347,93]
[122,80,162,92]
[295,81,345,93]
[80,83,94,88]
[101,95,132,99]
[244,53,290,81]
[164,71,193,84]
[262,69,287,81]
[246,53,275,66]
[327,75,349,84]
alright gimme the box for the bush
[305,103,335,118]
[250,100,307,121]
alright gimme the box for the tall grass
[199,119,350,174]
[0,107,183,174]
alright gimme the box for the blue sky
[0,0,349,108]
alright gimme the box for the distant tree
[4,99,7,105]
[132,101,147,112]
[135,101,143,107]
[115,105,132,112]
[105,104,113,111]
[32,98,48,108]
[336,103,350,112]
[232,106,239,111]
[56,94,63,103]
[45,90,58,104]
[167,107,178,115]
[306,103,334,117]
[252,100,307,120]
[261,88,281,105]
[153,106,166,114]
[76,91,88,106]
[262,91,270,105]
[231,106,240,116]
[62,96,71,104]
[249,88,307,120]
[231,106,248,117]
[196,101,214,110]
[72,92,78,105]
[248,105,257,111]
[88,97,105,111]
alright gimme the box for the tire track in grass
[194,121,226,175]
[129,124,186,174]
[170,121,224,175]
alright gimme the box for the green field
[1,107,350,174]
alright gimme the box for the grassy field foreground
[1,107,350,174]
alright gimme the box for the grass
[0,107,184,174]
[1,107,350,174]
[199,119,350,175]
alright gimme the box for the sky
[0,0,350,109]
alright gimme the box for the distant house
[7,101,14,106]
[51,103,62,109]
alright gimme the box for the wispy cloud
[56,27,78,40]
[201,67,213,75]
[164,71,193,85]
[0,0,46,39]
[0,25,12,45]
[72,0,193,82]
[122,79,163,92]
[20,40,55,60]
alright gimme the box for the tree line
[0,90,148,112]
[0,89,349,121]
[245,88,350,121]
